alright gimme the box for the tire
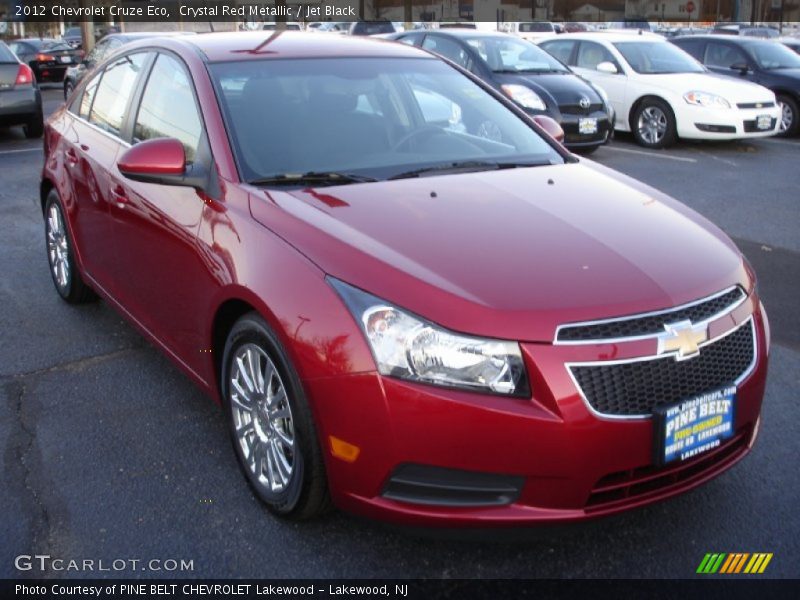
[631,98,677,149]
[24,111,44,139]
[44,191,95,304]
[776,94,799,137]
[221,312,331,520]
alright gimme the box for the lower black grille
[695,123,737,133]
[571,320,755,417]
[560,103,604,115]
[737,101,775,109]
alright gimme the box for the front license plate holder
[756,114,772,130]
[653,385,736,466]
[578,117,598,135]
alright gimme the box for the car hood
[249,162,748,342]
[495,71,604,108]
[642,72,775,102]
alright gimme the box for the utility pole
[405,0,412,30]
[80,0,95,53]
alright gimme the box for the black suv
[672,35,800,136]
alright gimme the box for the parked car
[506,21,557,41]
[712,24,779,38]
[6,38,83,83]
[671,35,800,136]
[63,32,196,99]
[538,32,781,147]
[42,32,768,525]
[390,29,613,152]
[779,37,800,55]
[0,41,43,138]
[262,23,302,31]
[62,27,83,50]
[349,21,396,36]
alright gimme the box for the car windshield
[465,37,569,73]
[613,41,705,74]
[519,23,554,33]
[210,57,562,184]
[41,41,72,52]
[746,41,800,69]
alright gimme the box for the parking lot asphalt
[1,87,798,579]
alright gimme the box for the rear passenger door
[109,52,210,365]
[61,53,151,294]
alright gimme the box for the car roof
[170,31,430,62]
[419,29,512,39]
[673,34,778,44]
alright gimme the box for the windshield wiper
[388,160,550,181]
[248,171,379,187]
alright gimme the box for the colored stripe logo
[697,553,773,574]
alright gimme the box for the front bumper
[305,294,768,526]
[675,103,782,140]
[525,106,614,149]
[0,87,42,124]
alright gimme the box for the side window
[79,74,100,119]
[422,36,472,70]
[674,40,704,61]
[408,75,464,132]
[134,53,202,162]
[705,43,747,68]
[89,53,147,136]
[541,40,576,65]
[396,33,422,46]
[576,42,617,71]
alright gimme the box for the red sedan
[41,32,769,525]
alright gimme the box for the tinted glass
[705,42,748,69]
[519,23,554,33]
[0,42,17,63]
[352,22,395,35]
[80,74,100,119]
[422,36,471,68]
[89,53,147,136]
[465,37,568,72]
[614,41,704,73]
[746,41,800,69]
[41,41,72,52]
[134,54,202,161]
[541,40,576,65]
[672,39,704,60]
[211,57,562,183]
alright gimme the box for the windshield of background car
[41,41,73,52]
[0,43,17,62]
[210,57,563,183]
[614,41,705,74]
[465,37,569,72]
[746,41,800,69]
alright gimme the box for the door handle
[110,183,128,206]
[65,147,78,166]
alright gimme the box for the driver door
[571,41,628,119]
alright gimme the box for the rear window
[0,43,17,63]
[351,22,395,35]
[519,23,554,33]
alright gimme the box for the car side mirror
[118,137,205,188]
[533,115,565,144]
[730,62,749,74]
[596,61,619,74]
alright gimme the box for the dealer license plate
[654,385,736,465]
[578,118,598,135]
[756,114,772,130]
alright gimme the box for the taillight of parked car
[36,53,56,62]
[15,64,34,86]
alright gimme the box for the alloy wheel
[229,343,296,494]
[46,203,70,290]
[778,100,793,133]
[637,106,668,145]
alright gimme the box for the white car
[537,32,781,148]
[505,22,557,42]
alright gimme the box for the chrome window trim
[554,285,746,345]
[565,316,757,421]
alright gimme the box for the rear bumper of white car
[675,103,782,140]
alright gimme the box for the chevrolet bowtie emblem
[657,320,708,360]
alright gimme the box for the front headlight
[330,278,530,397]
[501,84,547,111]
[683,91,731,109]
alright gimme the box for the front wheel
[777,94,799,137]
[24,111,44,139]
[632,99,677,149]
[222,313,331,520]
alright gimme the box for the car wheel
[777,94,799,137]
[64,80,74,101]
[632,98,676,149]
[222,313,331,520]
[24,111,44,139]
[44,191,95,303]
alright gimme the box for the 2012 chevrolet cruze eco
[42,33,769,525]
